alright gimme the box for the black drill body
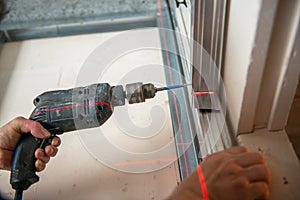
[31,83,114,133]
[10,82,158,194]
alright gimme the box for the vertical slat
[267,1,300,130]
[254,0,300,131]
[192,0,226,110]
[190,0,231,156]
[223,0,279,134]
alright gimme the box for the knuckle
[222,160,242,177]
[43,156,50,163]
[50,150,57,157]
[10,116,26,128]
[224,161,236,171]
[35,160,45,172]
[225,158,239,168]
[257,164,270,182]
[47,145,58,156]
[259,183,270,199]
[234,177,249,190]
[53,137,61,146]
[238,146,248,152]
[261,164,269,174]
[263,182,269,191]
[31,121,40,130]
[14,116,25,122]
[253,152,265,163]
[53,147,58,155]
[35,148,43,158]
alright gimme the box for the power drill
[9,82,188,200]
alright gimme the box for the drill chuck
[125,82,157,104]
[110,82,158,106]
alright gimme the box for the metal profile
[159,0,233,180]
[157,0,199,180]
[1,14,157,41]
[190,0,232,154]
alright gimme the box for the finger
[0,149,13,170]
[51,136,61,147]
[249,182,270,200]
[244,164,271,183]
[206,146,248,159]
[234,152,265,167]
[203,146,248,164]
[226,146,248,154]
[45,145,58,157]
[35,159,46,172]
[14,117,50,138]
[35,148,50,163]
[27,121,51,138]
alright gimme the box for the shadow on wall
[1,0,21,116]
[286,77,300,161]
[0,42,22,118]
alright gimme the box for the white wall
[223,0,300,199]
[223,0,278,134]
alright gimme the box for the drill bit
[156,84,217,95]
[156,84,191,92]
[123,82,215,105]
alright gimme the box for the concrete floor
[286,78,300,160]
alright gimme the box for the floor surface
[0,28,180,200]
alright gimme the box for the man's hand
[0,116,61,172]
[168,146,271,200]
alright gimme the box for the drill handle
[10,133,53,191]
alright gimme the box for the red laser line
[158,0,189,176]
[197,165,209,200]
[177,142,193,145]
[177,141,204,146]
[32,101,112,116]
[114,157,178,167]
[193,91,216,95]
[158,1,173,83]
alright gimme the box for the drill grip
[10,134,52,190]
[9,83,114,192]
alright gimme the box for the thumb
[16,117,51,139]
